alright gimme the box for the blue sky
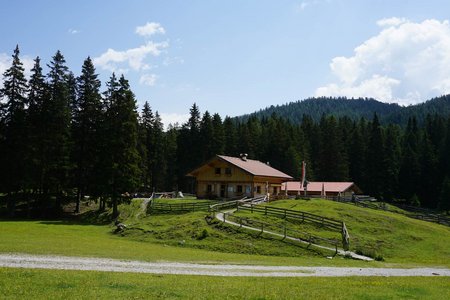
[1,0,450,126]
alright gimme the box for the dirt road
[1,253,449,277]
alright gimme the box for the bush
[196,229,209,240]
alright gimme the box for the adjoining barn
[281,181,362,197]
[187,154,293,199]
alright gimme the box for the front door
[220,184,226,198]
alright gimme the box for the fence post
[223,213,226,223]
[284,225,287,239]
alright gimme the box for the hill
[113,198,450,266]
[238,95,450,125]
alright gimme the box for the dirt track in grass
[1,253,449,277]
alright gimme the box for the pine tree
[27,56,50,213]
[366,114,385,199]
[348,121,366,188]
[152,111,166,190]
[0,45,29,216]
[223,116,237,155]
[317,115,348,181]
[71,57,103,212]
[138,101,154,190]
[46,50,72,212]
[383,124,401,201]
[211,113,225,155]
[398,117,421,201]
[200,111,214,161]
[103,75,141,217]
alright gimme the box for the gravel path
[1,253,449,277]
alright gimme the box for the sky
[1,0,450,127]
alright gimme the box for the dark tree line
[1,46,450,218]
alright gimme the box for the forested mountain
[1,46,450,218]
[239,96,450,126]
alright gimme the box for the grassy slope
[1,268,449,300]
[1,198,449,298]
[250,199,450,266]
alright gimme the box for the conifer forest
[1,46,450,217]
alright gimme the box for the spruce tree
[0,45,29,216]
[46,50,72,212]
[27,56,50,212]
[103,75,141,217]
[366,114,385,199]
[72,57,103,212]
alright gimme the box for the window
[237,185,243,193]
[215,168,221,175]
[225,167,232,176]
[228,186,234,192]
[256,186,261,194]
[207,184,212,193]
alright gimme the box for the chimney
[240,153,248,161]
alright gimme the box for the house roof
[217,155,293,179]
[281,181,359,193]
[187,155,293,179]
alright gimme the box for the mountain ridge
[237,95,450,125]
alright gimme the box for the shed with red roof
[281,181,362,197]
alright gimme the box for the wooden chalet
[187,154,293,199]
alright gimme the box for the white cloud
[139,73,157,86]
[163,56,184,66]
[159,112,190,130]
[136,22,165,37]
[93,41,168,73]
[376,17,408,27]
[68,28,80,34]
[315,18,450,105]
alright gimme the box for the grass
[0,218,373,267]
[1,268,449,299]
[250,199,450,266]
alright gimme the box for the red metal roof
[217,155,293,179]
[281,181,357,193]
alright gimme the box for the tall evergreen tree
[366,114,385,199]
[316,115,348,181]
[223,116,237,155]
[103,75,141,217]
[46,50,72,212]
[138,101,154,190]
[398,117,421,201]
[211,113,225,155]
[0,45,29,216]
[27,56,50,214]
[71,57,103,212]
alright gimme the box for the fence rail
[319,196,450,227]
[236,203,343,231]
[223,213,340,253]
[149,201,215,213]
[208,196,266,213]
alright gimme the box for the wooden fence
[321,196,450,227]
[208,196,266,213]
[236,203,343,231]
[222,213,340,253]
[149,201,215,214]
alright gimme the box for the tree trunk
[112,195,118,218]
[75,188,81,213]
